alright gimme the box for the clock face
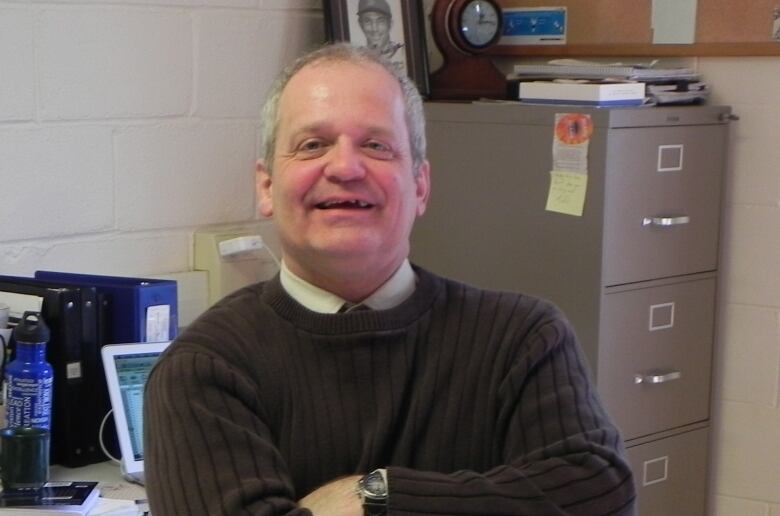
[458,0,501,49]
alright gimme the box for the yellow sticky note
[545,170,587,216]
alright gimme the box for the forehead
[277,60,407,133]
[360,12,389,22]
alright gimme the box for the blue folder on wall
[34,271,178,344]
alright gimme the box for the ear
[256,160,274,218]
[414,159,431,217]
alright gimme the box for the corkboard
[491,0,780,56]
[697,0,777,43]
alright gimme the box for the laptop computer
[101,341,171,485]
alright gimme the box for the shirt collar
[279,259,417,313]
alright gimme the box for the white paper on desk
[0,291,43,321]
[89,497,141,516]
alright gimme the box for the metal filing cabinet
[411,102,732,515]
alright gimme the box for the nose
[323,138,366,182]
[364,20,378,33]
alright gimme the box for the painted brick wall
[0,0,323,278]
[696,56,780,516]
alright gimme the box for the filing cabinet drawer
[597,276,715,439]
[625,428,709,516]
[602,125,726,286]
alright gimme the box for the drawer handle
[642,216,690,227]
[634,371,682,385]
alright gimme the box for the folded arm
[384,319,636,515]
[144,348,312,516]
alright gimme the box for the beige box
[194,224,279,306]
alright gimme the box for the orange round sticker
[555,114,593,145]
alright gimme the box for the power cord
[99,408,147,486]
[99,408,121,464]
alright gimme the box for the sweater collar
[262,264,441,335]
[279,259,417,314]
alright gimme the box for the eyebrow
[286,122,400,144]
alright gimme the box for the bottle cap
[13,311,50,344]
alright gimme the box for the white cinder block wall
[699,57,780,516]
[3,0,780,512]
[0,0,323,286]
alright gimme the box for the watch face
[458,0,501,48]
[362,471,387,497]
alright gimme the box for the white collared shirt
[279,259,416,313]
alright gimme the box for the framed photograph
[324,0,430,97]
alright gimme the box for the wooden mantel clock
[429,0,509,100]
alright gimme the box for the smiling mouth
[316,200,374,210]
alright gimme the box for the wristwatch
[357,469,388,515]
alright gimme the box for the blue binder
[34,271,178,344]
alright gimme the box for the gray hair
[259,43,427,176]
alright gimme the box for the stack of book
[512,61,700,82]
[512,60,708,106]
[0,481,99,515]
[645,81,709,105]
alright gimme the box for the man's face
[257,61,430,287]
[359,12,391,50]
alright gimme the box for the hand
[298,475,363,516]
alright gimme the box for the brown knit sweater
[144,266,636,515]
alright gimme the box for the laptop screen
[114,351,161,460]
[102,341,171,480]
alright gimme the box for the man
[144,43,636,515]
[357,0,403,60]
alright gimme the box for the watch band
[358,469,388,516]
[362,500,387,516]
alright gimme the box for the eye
[363,140,394,160]
[295,139,329,158]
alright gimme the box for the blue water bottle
[5,311,54,429]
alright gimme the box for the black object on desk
[0,277,110,468]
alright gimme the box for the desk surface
[50,461,148,514]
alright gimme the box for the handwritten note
[546,113,592,217]
[545,170,588,216]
